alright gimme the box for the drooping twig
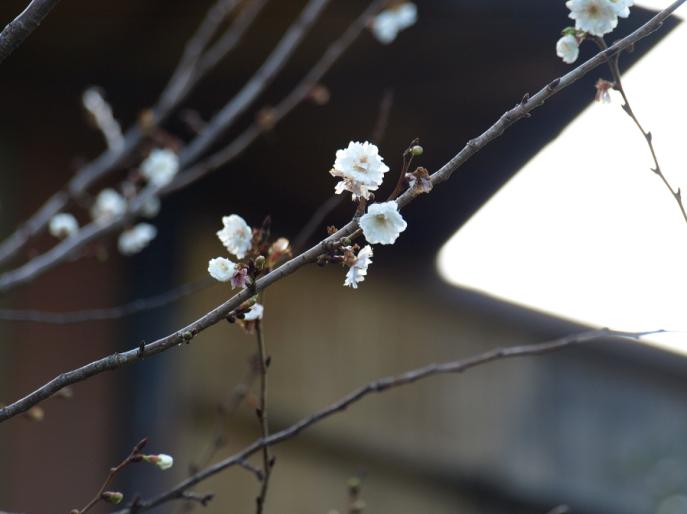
[0,0,62,65]
[110,328,661,513]
[0,278,212,324]
[254,320,272,514]
[597,37,687,225]
[0,0,683,423]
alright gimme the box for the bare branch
[112,329,660,513]
[0,0,682,423]
[0,0,61,64]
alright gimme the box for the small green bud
[410,145,423,156]
[102,491,124,504]
[254,255,266,271]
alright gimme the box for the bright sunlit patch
[437,5,687,354]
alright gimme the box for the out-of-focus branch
[0,278,212,324]
[0,0,61,64]
[0,0,380,292]
[0,0,682,423]
[0,0,266,268]
[177,0,332,168]
[112,329,660,513]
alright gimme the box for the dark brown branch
[0,278,212,324]
[0,0,682,423]
[112,329,660,513]
[0,0,61,64]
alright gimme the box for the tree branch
[111,329,660,513]
[0,0,61,65]
[0,0,683,423]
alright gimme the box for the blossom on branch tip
[359,201,407,245]
[118,223,157,256]
[217,214,252,259]
[208,257,238,283]
[330,141,390,201]
[344,245,373,289]
[141,148,179,188]
[142,454,174,470]
[49,213,79,239]
[91,188,126,223]
[370,2,417,44]
[566,0,619,37]
[556,34,580,64]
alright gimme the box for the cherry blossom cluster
[325,140,423,289]
[207,214,294,329]
[556,0,634,64]
[48,146,179,257]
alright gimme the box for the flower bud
[102,491,124,504]
[254,255,266,271]
[410,145,423,156]
[143,453,174,470]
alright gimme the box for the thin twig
[597,37,687,224]
[0,0,62,64]
[111,328,661,513]
[74,438,148,514]
[0,278,212,324]
[0,1,683,423]
[254,320,272,514]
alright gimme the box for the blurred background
[0,1,685,513]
